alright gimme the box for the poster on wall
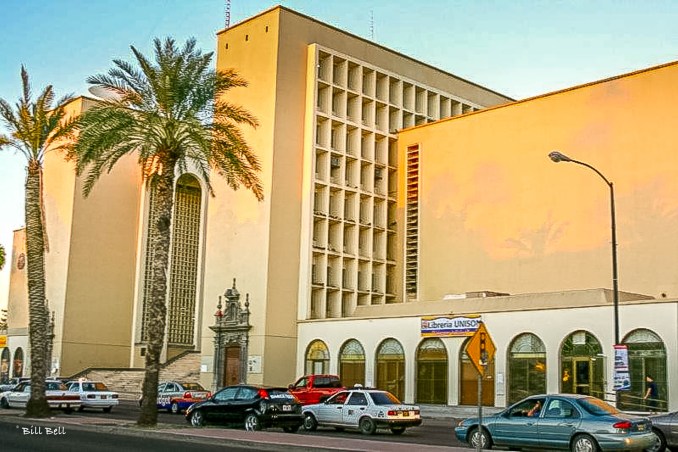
[613,344,631,391]
[420,315,481,337]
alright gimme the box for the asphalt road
[60,400,466,448]
[0,417,259,452]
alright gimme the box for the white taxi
[67,380,119,413]
[302,386,422,435]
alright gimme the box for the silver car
[302,387,422,435]
[455,394,654,451]
[648,410,678,452]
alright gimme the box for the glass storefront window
[376,338,405,401]
[339,339,365,388]
[416,338,447,404]
[619,329,667,412]
[305,340,330,375]
[560,331,604,400]
[507,333,546,404]
[12,348,23,378]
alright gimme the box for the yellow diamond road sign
[466,322,496,376]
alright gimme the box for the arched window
[339,339,365,388]
[167,174,202,346]
[416,338,447,404]
[507,333,546,404]
[560,331,604,399]
[376,338,405,401]
[12,348,24,378]
[619,329,667,412]
[1,348,10,383]
[305,340,330,375]
[460,337,495,406]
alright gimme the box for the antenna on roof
[225,0,231,28]
[370,10,374,40]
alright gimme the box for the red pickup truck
[288,374,344,405]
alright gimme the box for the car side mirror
[288,384,293,389]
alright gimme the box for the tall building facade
[200,6,512,387]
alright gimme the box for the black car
[185,384,303,432]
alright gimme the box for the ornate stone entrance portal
[210,279,251,390]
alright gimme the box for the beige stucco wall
[42,97,142,375]
[6,229,28,332]
[398,61,678,301]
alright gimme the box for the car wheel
[571,434,599,452]
[359,417,376,435]
[0,397,9,409]
[303,413,318,431]
[469,427,493,450]
[391,426,406,435]
[103,406,112,413]
[244,413,261,431]
[190,410,205,427]
[646,428,667,452]
[170,402,180,414]
[283,425,300,433]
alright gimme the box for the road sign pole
[476,370,483,452]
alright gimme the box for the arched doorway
[507,333,546,404]
[1,348,9,383]
[560,331,604,399]
[12,348,23,378]
[305,340,330,375]
[460,337,495,406]
[619,329,667,412]
[376,338,405,401]
[416,338,448,404]
[339,339,365,388]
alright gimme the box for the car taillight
[206,392,212,398]
[112,394,118,399]
[258,388,269,399]
[613,421,632,430]
[413,410,420,415]
[183,391,192,399]
[87,394,96,399]
[387,410,397,416]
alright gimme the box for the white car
[302,387,422,435]
[0,380,81,412]
[67,380,119,413]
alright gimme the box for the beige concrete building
[4,5,676,411]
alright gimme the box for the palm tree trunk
[24,161,51,417]
[138,161,176,427]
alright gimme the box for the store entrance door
[574,359,591,395]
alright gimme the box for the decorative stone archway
[210,279,251,390]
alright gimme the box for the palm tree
[0,243,6,270]
[73,37,263,426]
[0,67,74,417]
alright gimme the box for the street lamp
[548,151,620,345]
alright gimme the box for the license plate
[101,395,107,399]
[283,405,292,411]
[638,424,645,431]
[402,411,409,417]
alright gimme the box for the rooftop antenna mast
[225,0,231,28]
[370,10,374,40]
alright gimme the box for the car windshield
[578,397,619,415]
[181,383,205,391]
[369,391,401,405]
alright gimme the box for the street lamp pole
[548,151,620,345]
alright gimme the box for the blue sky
[1,0,676,309]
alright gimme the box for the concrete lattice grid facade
[201,5,512,388]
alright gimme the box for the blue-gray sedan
[648,410,678,452]
[455,394,655,451]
